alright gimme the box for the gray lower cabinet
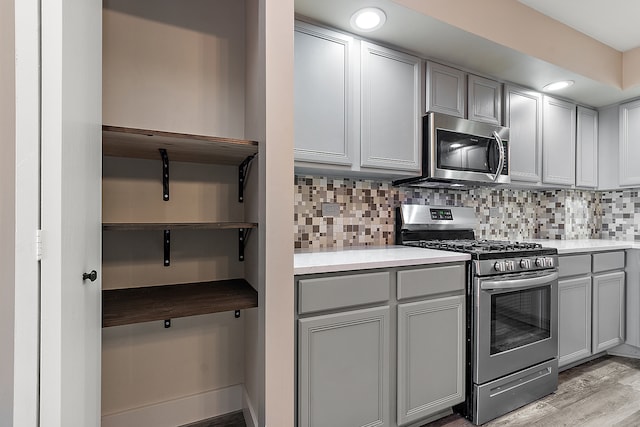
[592,271,625,353]
[397,295,465,426]
[558,252,625,368]
[558,276,592,366]
[297,263,466,426]
[298,306,390,427]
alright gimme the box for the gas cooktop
[396,205,558,261]
[403,238,557,260]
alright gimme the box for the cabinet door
[558,276,592,367]
[576,106,598,188]
[593,271,625,353]
[504,85,542,183]
[360,42,421,172]
[294,22,354,166]
[426,62,465,117]
[468,74,502,125]
[542,96,576,186]
[298,306,390,427]
[619,100,640,186]
[397,295,465,426]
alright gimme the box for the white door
[40,1,102,426]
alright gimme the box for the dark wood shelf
[103,125,258,165]
[102,279,258,327]
[103,221,258,231]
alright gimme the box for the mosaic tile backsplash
[294,175,622,249]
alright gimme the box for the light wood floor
[425,355,640,427]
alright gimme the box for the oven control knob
[545,257,554,267]
[520,259,532,269]
[494,261,506,272]
[506,261,515,271]
[535,257,545,267]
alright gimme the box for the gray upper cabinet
[298,306,390,427]
[426,62,465,117]
[468,74,502,125]
[294,22,354,166]
[504,85,543,183]
[619,99,640,186]
[360,42,421,172]
[592,271,625,353]
[397,295,465,426]
[294,21,420,177]
[576,106,598,188]
[542,95,576,186]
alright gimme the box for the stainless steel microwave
[394,112,510,187]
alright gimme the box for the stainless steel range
[396,205,559,425]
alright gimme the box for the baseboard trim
[243,387,258,427]
[608,343,640,359]
[101,384,243,427]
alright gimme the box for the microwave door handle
[481,271,559,291]
[492,131,505,182]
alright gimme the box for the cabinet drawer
[593,251,625,273]
[298,272,390,314]
[397,264,465,300]
[558,254,591,278]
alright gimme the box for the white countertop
[294,245,470,275]
[527,239,640,254]
[294,240,640,275]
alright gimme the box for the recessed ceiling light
[543,80,574,91]
[350,7,386,32]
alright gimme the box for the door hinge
[36,229,42,261]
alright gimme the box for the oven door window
[437,129,499,174]
[490,286,551,355]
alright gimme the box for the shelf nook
[102,279,258,328]
[101,125,260,328]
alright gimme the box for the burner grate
[405,239,543,254]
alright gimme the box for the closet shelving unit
[101,125,259,328]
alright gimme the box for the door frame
[10,0,43,426]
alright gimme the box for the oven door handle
[481,271,558,291]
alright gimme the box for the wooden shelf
[102,279,258,328]
[103,222,257,231]
[102,125,258,165]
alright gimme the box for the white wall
[0,0,16,422]
[103,0,246,138]
[243,2,295,427]
[263,0,295,425]
[243,2,264,424]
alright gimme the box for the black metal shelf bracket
[238,153,257,203]
[163,229,171,266]
[160,148,169,201]
[238,227,252,261]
